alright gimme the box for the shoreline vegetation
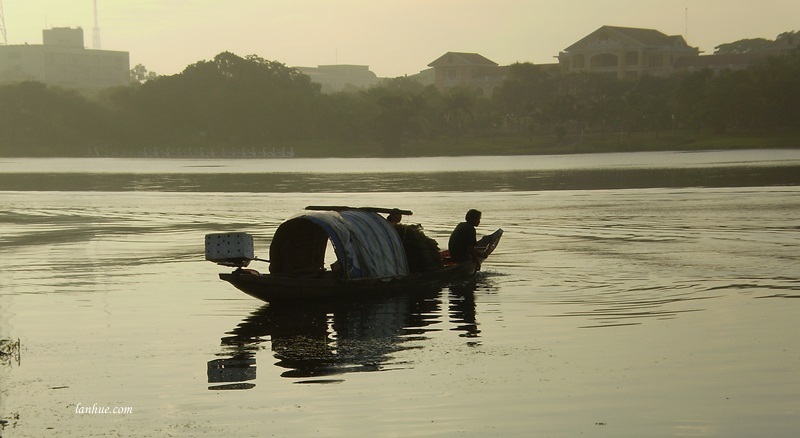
[1,50,798,159]
[87,129,791,158]
[320,129,800,158]
[4,128,799,159]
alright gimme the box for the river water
[1,150,799,437]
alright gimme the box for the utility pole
[92,0,101,49]
[1,0,8,45]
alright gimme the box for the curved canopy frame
[269,210,408,279]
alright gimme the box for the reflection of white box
[205,233,254,265]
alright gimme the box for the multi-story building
[558,25,699,79]
[427,52,507,97]
[0,27,130,90]
[295,64,379,93]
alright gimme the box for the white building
[296,64,379,93]
[0,27,130,90]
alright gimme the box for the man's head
[387,210,402,224]
[465,209,482,227]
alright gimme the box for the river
[1,150,799,437]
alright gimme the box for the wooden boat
[206,206,502,303]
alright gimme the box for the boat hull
[219,261,479,303]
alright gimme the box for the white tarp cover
[292,210,409,279]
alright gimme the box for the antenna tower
[1,0,8,45]
[92,0,101,49]
[684,8,689,41]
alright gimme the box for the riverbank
[1,129,798,159]
[325,128,800,158]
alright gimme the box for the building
[407,67,435,87]
[674,31,799,74]
[0,27,130,90]
[427,52,506,97]
[558,25,699,79]
[770,30,800,55]
[673,53,769,73]
[296,64,379,93]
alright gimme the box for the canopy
[269,210,408,279]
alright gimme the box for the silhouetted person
[448,209,482,265]
[386,210,402,225]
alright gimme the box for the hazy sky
[3,1,798,77]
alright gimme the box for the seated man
[448,209,482,264]
[386,209,403,225]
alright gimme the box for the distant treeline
[0,50,798,157]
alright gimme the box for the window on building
[626,52,638,66]
[649,54,663,67]
[590,54,618,68]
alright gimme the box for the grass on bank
[2,128,798,158]
[295,128,800,158]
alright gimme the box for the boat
[205,206,503,303]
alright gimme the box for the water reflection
[3,165,800,193]
[448,281,482,343]
[208,279,493,389]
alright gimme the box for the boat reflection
[449,281,482,343]
[207,277,494,389]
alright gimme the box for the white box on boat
[205,232,254,264]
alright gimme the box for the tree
[107,52,323,152]
[748,53,800,129]
[714,38,773,54]
[621,75,676,133]
[492,62,554,133]
[130,64,159,84]
[673,69,712,129]
[0,82,107,156]
[442,86,478,142]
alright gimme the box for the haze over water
[1,150,799,436]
